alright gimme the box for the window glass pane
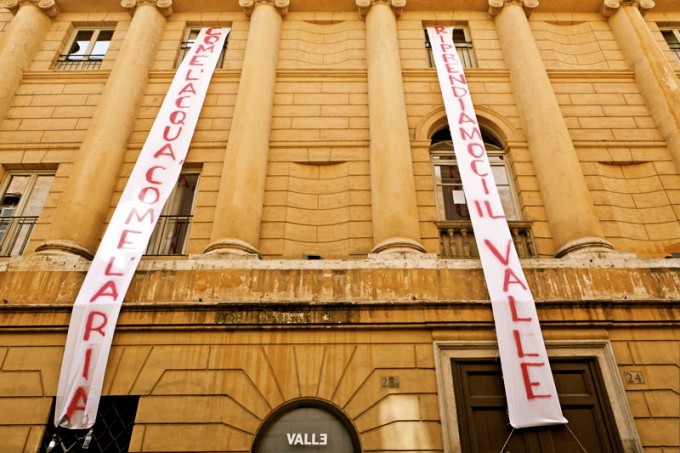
[90,30,114,60]
[663,30,680,47]
[67,30,94,60]
[1,175,29,215]
[22,175,54,216]
[163,174,198,216]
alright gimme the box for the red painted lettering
[513,329,539,357]
[104,256,124,276]
[65,387,88,423]
[474,200,505,219]
[117,229,142,250]
[83,310,108,339]
[448,73,467,86]
[83,347,93,380]
[178,82,197,96]
[175,96,191,108]
[138,187,160,205]
[442,53,460,64]
[435,26,446,33]
[451,85,469,97]
[458,112,477,124]
[169,110,187,125]
[125,207,155,224]
[503,268,528,292]
[484,238,512,266]
[145,166,165,184]
[195,43,216,54]
[470,159,488,177]
[184,69,200,81]
[153,143,177,160]
[162,125,182,141]
[189,54,207,66]
[509,295,532,322]
[467,142,485,158]
[89,282,119,303]
[460,126,482,141]
[520,362,551,399]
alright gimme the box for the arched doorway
[252,399,361,453]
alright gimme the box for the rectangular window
[145,173,199,256]
[0,172,54,256]
[56,28,114,70]
[176,27,227,68]
[425,27,476,69]
[662,29,680,64]
[41,396,139,453]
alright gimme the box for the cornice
[600,0,655,17]
[238,0,289,18]
[356,0,406,18]
[2,0,58,18]
[120,0,173,17]
[488,0,538,17]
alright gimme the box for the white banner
[54,28,230,429]
[427,27,567,428]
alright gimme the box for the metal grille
[55,55,105,71]
[0,215,37,256]
[425,29,477,69]
[41,396,139,453]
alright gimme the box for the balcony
[55,54,105,71]
[436,220,536,259]
[0,216,38,256]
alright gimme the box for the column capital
[121,0,173,17]
[600,0,655,18]
[2,0,59,18]
[488,0,538,18]
[356,0,406,19]
[239,0,289,18]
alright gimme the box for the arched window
[430,127,536,258]
[430,127,521,221]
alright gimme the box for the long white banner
[54,27,230,429]
[427,27,567,428]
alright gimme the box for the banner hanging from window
[54,27,230,430]
[427,27,567,429]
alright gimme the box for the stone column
[489,0,613,257]
[203,0,288,258]
[0,0,58,123]
[35,0,171,258]
[603,0,680,173]
[357,0,426,256]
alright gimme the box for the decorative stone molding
[356,0,406,18]
[121,0,173,17]
[203,238,261,259]
[3,0,59,18]
[600,0,655,17]
[488,0,538,17]
[34,240,95,260]
[239,0,289,18]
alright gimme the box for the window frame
[56,28,115,70]
[175,27,228,68]
[433,340,642,453]
[661,28,680,64]
[429,130,522,222]
[0,171,55,256]
[425,26,477,69]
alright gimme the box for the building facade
[0,0,679,451]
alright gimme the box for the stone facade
[0,0,679,451]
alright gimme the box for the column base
[202,238,261,259]
[555,236,615,258]
[33,240,94,260]
[370,237,428,259]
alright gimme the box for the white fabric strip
[427,26,567,428]
[54,28,230,429]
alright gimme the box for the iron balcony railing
[55,54,106,70]
[436,220,537,259]
[144,214,193,256]
[0,216,38,256]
